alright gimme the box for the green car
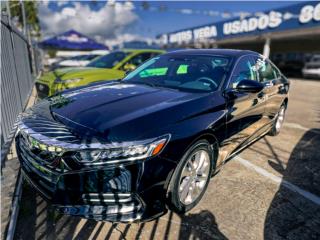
[36,49,164,98]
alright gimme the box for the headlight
[73,135,170,165]
[63,78,82,84]
[24,134,64,153]
[55,77,82,84]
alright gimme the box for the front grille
[35,83,49,98]
[54,193,144,222]
[306,64,320,69]
[82,193,133,204]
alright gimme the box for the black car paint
[16,49,290,222]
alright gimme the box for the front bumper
[16,133,175,222]
[22,169,144,222]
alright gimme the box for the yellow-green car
[36,49,164,98]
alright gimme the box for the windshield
[123,55,231,92]
[69,55,99,61]
[311,56,320,62]
[87,51,129,68]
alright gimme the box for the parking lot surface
[14,79,320,240]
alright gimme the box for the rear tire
[167,140,214,213]
[268,105,286,136]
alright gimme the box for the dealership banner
[159,1,320,44]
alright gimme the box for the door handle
[257,92,265,99]
[265,82,273,88]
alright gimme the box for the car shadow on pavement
[15,182,226,239]
[177,210,227,240]
[264,128,320,240]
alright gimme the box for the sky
[38,0,306,46]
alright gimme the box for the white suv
[302,55,320,79]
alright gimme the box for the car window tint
[253,57,277,82]
[87,51,128,68]
[271,62,281,79]
[139,67,168,77]
[86,55,99,60]
[126,53,153,67]
[230,56,257,88]
[123,55,231,93]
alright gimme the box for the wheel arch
[164,131,219,210]
[174,131,220,174]
[191,132,219,166]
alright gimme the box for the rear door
[219,56,268,161]
[252,56,284,121]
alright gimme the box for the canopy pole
[263,37,271,58]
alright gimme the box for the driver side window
[120,53,157,71]
[230,56,257,88]
[128,53,152,67]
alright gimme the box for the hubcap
[276,107,285,131]
[178,150,210,205]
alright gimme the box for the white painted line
[235,156,320,206]
[284,122,320,134]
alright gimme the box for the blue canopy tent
[38,30,108,50]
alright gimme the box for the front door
[219,56,268,163]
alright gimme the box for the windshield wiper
[130,81,157,88]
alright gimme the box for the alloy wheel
[178,149,211,205]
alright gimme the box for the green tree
[8,0,41,37]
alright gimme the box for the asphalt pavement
[14,79,320,240]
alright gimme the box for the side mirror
[236,79,264,93]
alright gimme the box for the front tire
[167,140,214,213]
[268,105,286,136]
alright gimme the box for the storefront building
[158,1,320,59]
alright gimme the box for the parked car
[35,49,164,98]
[271,52,305,77]
[17,49,289,222]
[302,54,320,79]
[50,54,101,69]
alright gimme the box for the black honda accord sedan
[17,49,289,222]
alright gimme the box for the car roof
[122,49,165,54]
[163,49,259,58]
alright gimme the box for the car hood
[40,82,215,142]
[39,67,125,84]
